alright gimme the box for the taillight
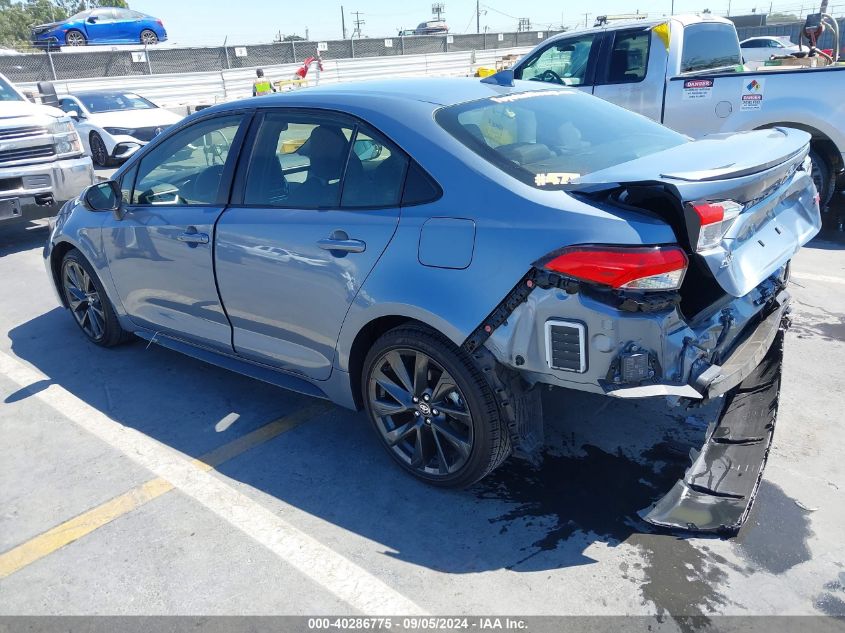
[689,200,742,251]
[540,246,688,291]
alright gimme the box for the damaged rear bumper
[640,328,785,534]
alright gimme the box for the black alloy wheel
[90,132,111,167]
[362,324,512,488]
[60,249,131,347]
[62,258,106,342]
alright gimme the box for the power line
[351,11,365,38]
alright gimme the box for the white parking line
[0,349,425,615]
[792,272,845,285]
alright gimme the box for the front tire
[809,148,835,209]
[60,249,131,347]
[362,324,512,488]
[89,132,112,167]
[140,29,159,45]
[65,30,86,46]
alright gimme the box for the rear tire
[89,132,112,168]
[362,323,512,488]
[60,249,132,348]
[140,29,159,45]
[809,148,835,209]
[65,30,86,46]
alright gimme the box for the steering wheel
[530,69,563,84]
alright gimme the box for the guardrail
[19,47,532,110]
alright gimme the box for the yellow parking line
[0,402,331,579]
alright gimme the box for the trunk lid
[576,128,821,297]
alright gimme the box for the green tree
[54,0,129,12]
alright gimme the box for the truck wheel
[140,29,159,45]
[65,30,86,46]
[89,132,112,167]
[60,249,131,347]
[809,148,835,208]
[362,323,512,488]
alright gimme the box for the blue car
[31,7,167,48]
[45,76,820,533]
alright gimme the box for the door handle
[317,230,366,254]
[177,231,209,245]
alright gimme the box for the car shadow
[7,308,801,591]
[0,222,50,258]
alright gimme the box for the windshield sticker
[490,90,573,104]
[740,78,765,111]
[682,78,713,100]
[534,172,580,186]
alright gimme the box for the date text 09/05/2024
[307,618,529,630]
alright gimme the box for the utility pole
[671,0,675,15]
[476,0,480,34]
[584,13,590,27]
[352,11,365,38]
[341,5,347,39]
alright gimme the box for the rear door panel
[215,207,399,379]
[214,110,403,380]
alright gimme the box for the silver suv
[0,73,94,226]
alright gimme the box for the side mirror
[82,181,120,214]
[353,139,383,161]
[87,16,98,23]
[67,109,82,121]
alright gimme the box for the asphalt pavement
[0,196,844,621]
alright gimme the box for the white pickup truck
[512,14,845,207]
[0,72,94,227]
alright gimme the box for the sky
[127,0,826,46]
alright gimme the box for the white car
[57,90,183,166]
[740,36,801,63]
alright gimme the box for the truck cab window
[516,34,599,86]
[605,30,650,83]
[681,23,742,73]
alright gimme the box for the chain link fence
[0,30,560,83]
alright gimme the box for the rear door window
[602,29,650,84]
[243,113,354,209]
[342,128,409,208]
[681,23,742,73]
[243,112,410,209]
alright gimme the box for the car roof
[207,77,571,112]
[70,90,141,97]
[740,35,791,42]
[535,13,733,41]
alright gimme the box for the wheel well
[50,242,76,307]
[755,122,843,173]
[347,315,416,409]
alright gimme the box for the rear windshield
[681,23,742,73]
[435,89,687,188]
